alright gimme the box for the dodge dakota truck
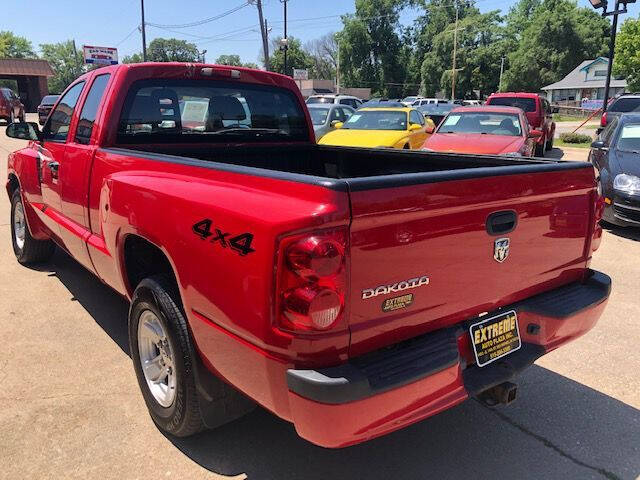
[6,63,610,448]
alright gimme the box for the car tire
[9,111,15,124]
[546,134,554,151]
[19,111,25,123]
[10,190,55,264]
[129,275,209,437]
[535,136,545,157]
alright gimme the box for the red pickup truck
[6,63,610,448]
[486,92,557,157]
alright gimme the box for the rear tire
[10,190,55,264]
[19,111,25,123]
[546,134,554,151]
[9,111,15,124]
[535,137,545,157]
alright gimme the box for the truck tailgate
[346,165,596,357]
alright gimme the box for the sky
[5,0,640,65]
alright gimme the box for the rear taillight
[276,228,347,332]
[600,111,607,127]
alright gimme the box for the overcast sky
[7,0,639,64]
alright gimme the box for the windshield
[306,97,333,104]
[610,97,640,113]
[489,97,536,113]
[403,96,417,103]
[309,107,330,125]
[117,79,308,143]
[438,112,523,136]
[616,124,640,152]
[342,110,408,130]
[41,95,59,104]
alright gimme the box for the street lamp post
[280,0,289,76]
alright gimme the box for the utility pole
[140,0,147,61]
[252,0,270,70]
[602,0,621,113]
[451,3,459,101]
[499,56,505,93]
[280,0,289,75]
[336,44,340,94]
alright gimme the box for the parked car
[599,93,640,131]
[412,98,450,107]
[401,95,423,106]
[485,92,556,156]
[7,62,610,449]
[590,113,640,227]
[0,88,25,124]
[358,99,405,109]
[306,94,363,110]
[318,107,435,149]
[416,103,454,127]
[422,106,542,157]
[308,103,355,141]
[37,94,60,125]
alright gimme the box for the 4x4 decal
[192,218,255,256]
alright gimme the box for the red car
[6,63,609,448]
[486,92,556,156]
[422,106,542,157]
[0,87,25,124]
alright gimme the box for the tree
[269,36,314,77]
[122,52,144,64]
[338,0,408,97]
[214,54,259,69]
[614,18,640,92]
[40,40,84,94]
[0,31,36,58]
[502,0,610,92]
[304,33,338,80]
[147,38,200,62]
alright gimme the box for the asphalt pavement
[0,117,638,480]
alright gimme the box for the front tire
[129,276,207,437]
[10,190,55,264]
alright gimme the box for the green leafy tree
[502,0,610,92]
[0,31,36,58]
[122,52,144,63]
[40,40,84,94]
[214,54,259,69]
[147,38,200,62]
[337,0,408,97]
[269,36,314,77]
[613,18,640,92]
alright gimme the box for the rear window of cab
[488,97,537,113]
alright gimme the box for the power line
[116,25,140,46]
[146,2,250,29]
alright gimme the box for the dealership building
[542,57,627,106]
[0,58,54,112]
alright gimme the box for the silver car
[308,103,355,141]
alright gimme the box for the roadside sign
[581,99,604,110]
[293,68,308,80]
[83,45,118,65]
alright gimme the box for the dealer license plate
[469,310,521,367]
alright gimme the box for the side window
[42,82,85,142]
[409,110,423,125]
[330,108,341,122]
[341,107,353,120]
[602,118,618,144]
[75,74,111,145]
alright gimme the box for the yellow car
[317,107,435,149]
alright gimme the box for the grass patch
[553,114,591,122]
[555,139,592,149]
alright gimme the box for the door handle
[486,210,518,235]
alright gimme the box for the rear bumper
[286,269,611,448]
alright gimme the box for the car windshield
[616,124,640,152]
[41,95,59,104]
[307,97,333,104]
[438,112,523,136]
[403,96,417,103]
[309,107,330,125]
[418,104,454,115]
[341,110,407,130]
[610,97,640,113]
[117,79,308,144]
[489,97,536,112]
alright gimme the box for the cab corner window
[75,74,111,145]
[42,81,85,142]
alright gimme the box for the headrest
[126,96,160,124]
[208,96,246,121]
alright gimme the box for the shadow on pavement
[31,248,640,480]
[602,223,640,242]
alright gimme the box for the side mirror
[529,129,544,138]
[409,123,422,131]
[552,107,559,114]
[6,122,41,141]
[332,121,343,129]
[591,140,607,150]
[425,125,435,134]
